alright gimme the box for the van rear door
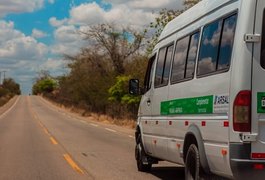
[251,0,265,158]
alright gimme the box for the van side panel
[137,0,264,179]
[165,2,239,177]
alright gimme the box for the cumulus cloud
[0,0,44,17]
[67,0,183,28]
[203,22,222,47]
[49,17,68,27]
[51,0,185,58]
[128,0,182,10]
[69,2,105,25]
[40,58,66,72]
[0,21,47,60]
[221,22,236,47]
[198,57,216,75]
[0,20,49,93]
[51,25,87,55]
[32,28,48,39]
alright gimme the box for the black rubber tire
[185,144,200,180]
[135,136,152,172]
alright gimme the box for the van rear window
[261,9,265,69]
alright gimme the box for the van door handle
[147,99,151,106]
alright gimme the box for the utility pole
[0,70,6,85]
[2,70,6,82]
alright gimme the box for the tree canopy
[32,0,201,119]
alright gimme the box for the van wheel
[185,144,200,180]
[135,136,152,172]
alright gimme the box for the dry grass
[0,95,12,107]
[44,97,136,129]
[90,113,136,129]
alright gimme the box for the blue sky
[0,0,183,94]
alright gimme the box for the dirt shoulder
[0,96,18,115]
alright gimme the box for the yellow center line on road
[38,121,44,128]
[50,137,58,145]
[63,154,84,174]
[43,127,50,136]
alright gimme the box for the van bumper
[230,143,265,179]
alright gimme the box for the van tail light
[233,90,251,132]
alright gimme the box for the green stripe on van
[161,95,213,115]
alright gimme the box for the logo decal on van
[161,96,213,115]
[161,95,229,115]
[213,95,229,113]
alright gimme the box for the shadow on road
[148,166,229,180]
[150,166,185,180]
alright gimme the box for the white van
[129,0,265,179]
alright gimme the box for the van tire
[185,144,200,180]
[135,136,152,172]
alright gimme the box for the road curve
[0,96,184,180]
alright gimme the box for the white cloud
[0,20,49,93]
[49,0,185,67]
[198,57,216,74]
[51,25,87,55]
[128,0,183,10]
[67,3,157,30]
[0,21,47,60]
[49,17,67,27]
[0,0,44,17]
[221,22,236,47]
[32,28,48,39]
[69,2,105,25]
[41,58,66,72]
[67,0,184,30]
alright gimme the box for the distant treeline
[32,1,200,120]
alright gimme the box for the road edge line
[0,96,20,119]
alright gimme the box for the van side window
[155,44,174,88]
[144,54,156,92]
[261,9,265,69]
[197,14,237,76]
[171,31,200,83]
[218,15,237,70]
[171,36,189,82]
[186,32,200,78]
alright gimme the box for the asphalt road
[0,96,185,180]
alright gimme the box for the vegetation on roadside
[0,78,21,107]
[32,0,200,125]
[32,70,57,95]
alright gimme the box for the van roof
[158,0,236,43]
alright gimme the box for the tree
[108,76,140,105]
[2,78,21,95]
[80,24,144,75]
[184,0,201,8]
[145,0,201,54]
[32,71,57,95]
[32,78,57,95]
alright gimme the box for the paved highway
[0,96,184,180]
